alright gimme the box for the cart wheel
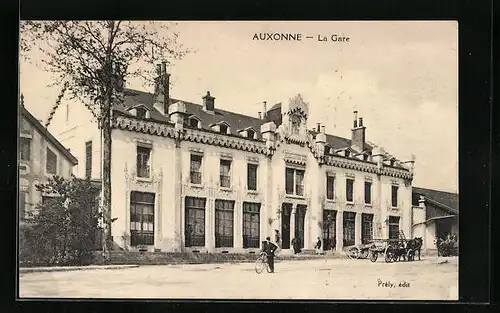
[384,247,394,263]
[369,251,378,262]
[347,247,359,259]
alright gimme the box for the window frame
[361,213,374,244]
[242,202,260,248]
[247,163,258,191]
[190,154,203,185]
[219,159,232,188]
[343,211,356,246]
[326,174,335,200]
[391,185,399,208]
[20,137,31,162]
[185,197,206,247]
[388,216,400,240]
[285,167,306,196]
[129,191,156,246]
[46,147,58,175]
[214,200,235,248]
[136,145,152,179]
[346,178,354,203]
[364,181,372,204]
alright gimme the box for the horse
[406,237,423,261]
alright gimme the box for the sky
[19,21,458,193]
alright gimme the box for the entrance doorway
[295,205,306,249]
[281,203,292,249]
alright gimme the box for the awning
[424,215,457,224]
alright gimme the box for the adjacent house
[412,187,459,252]
[18,102,78,223]
[47,63,416,253]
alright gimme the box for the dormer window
[247,129,255,139]
[212,121,230,134]
[390,158,395,166]
[129,105,150,119]
[136,107,147,119]
[187,116,201,128]
[290,114,301,134]
[325,145,332,155]
[219,124,228,134]
[345,150,350,158]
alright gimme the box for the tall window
[136,146,151,178]
[326,175,335,200]
[343,212,356,246]
[391,185,398,207]
[346,179,354,202]
[130,191,155,246]
[85,141,92,178]
[215,200,234,248]
[243,202,260,248]
[19,191,27,220]
[20,137,31,161]
[361,213,374,244]
[220,159,232,188]
[247,163,258,191]
[185,197,206,247]
[46,148,57,175]
[322,210,336,250]
[364,181,372,204]
[190,154,202,184]
[388,216,400,240]
[285,167,305,196]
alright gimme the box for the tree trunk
[102,92,112,258]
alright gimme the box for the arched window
[189,117,199,128]
[136,107,147,119]
[247,129,255,139]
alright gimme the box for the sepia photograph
[18,20,459,300]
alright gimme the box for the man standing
[315,237,322,255]
[263,236,278,273]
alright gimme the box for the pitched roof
[118,88,372,151]
[412,187,459,214]
[21,106,78,165]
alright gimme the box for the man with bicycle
[262,236,278,273]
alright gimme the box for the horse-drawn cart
[346,231,423,263]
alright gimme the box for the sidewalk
[19,264,139,274]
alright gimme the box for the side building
[412,187,459,252]
[18,103,78,222]
[48,64,415,253]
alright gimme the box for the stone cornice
[113,114,267,154]
[324,155,413,180]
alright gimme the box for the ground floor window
[185,197,206,247]
[243,202,260,248]
[215,200,235,247]
[343,211,356,246]
[322,210,336,250]
[388,216,400,240]
[130,191,155,246]
[361,213,374,244]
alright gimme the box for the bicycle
[254,251,272,274]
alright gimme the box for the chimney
[316,123,321,132]
[351,111,366,152]
[203,91,215,113]
[321,125,326,134]
[153,63,170,115]
[258,112,262,119]
[161,61,170,115]
[263,101,267,119]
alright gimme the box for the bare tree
[20,20,192,258]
